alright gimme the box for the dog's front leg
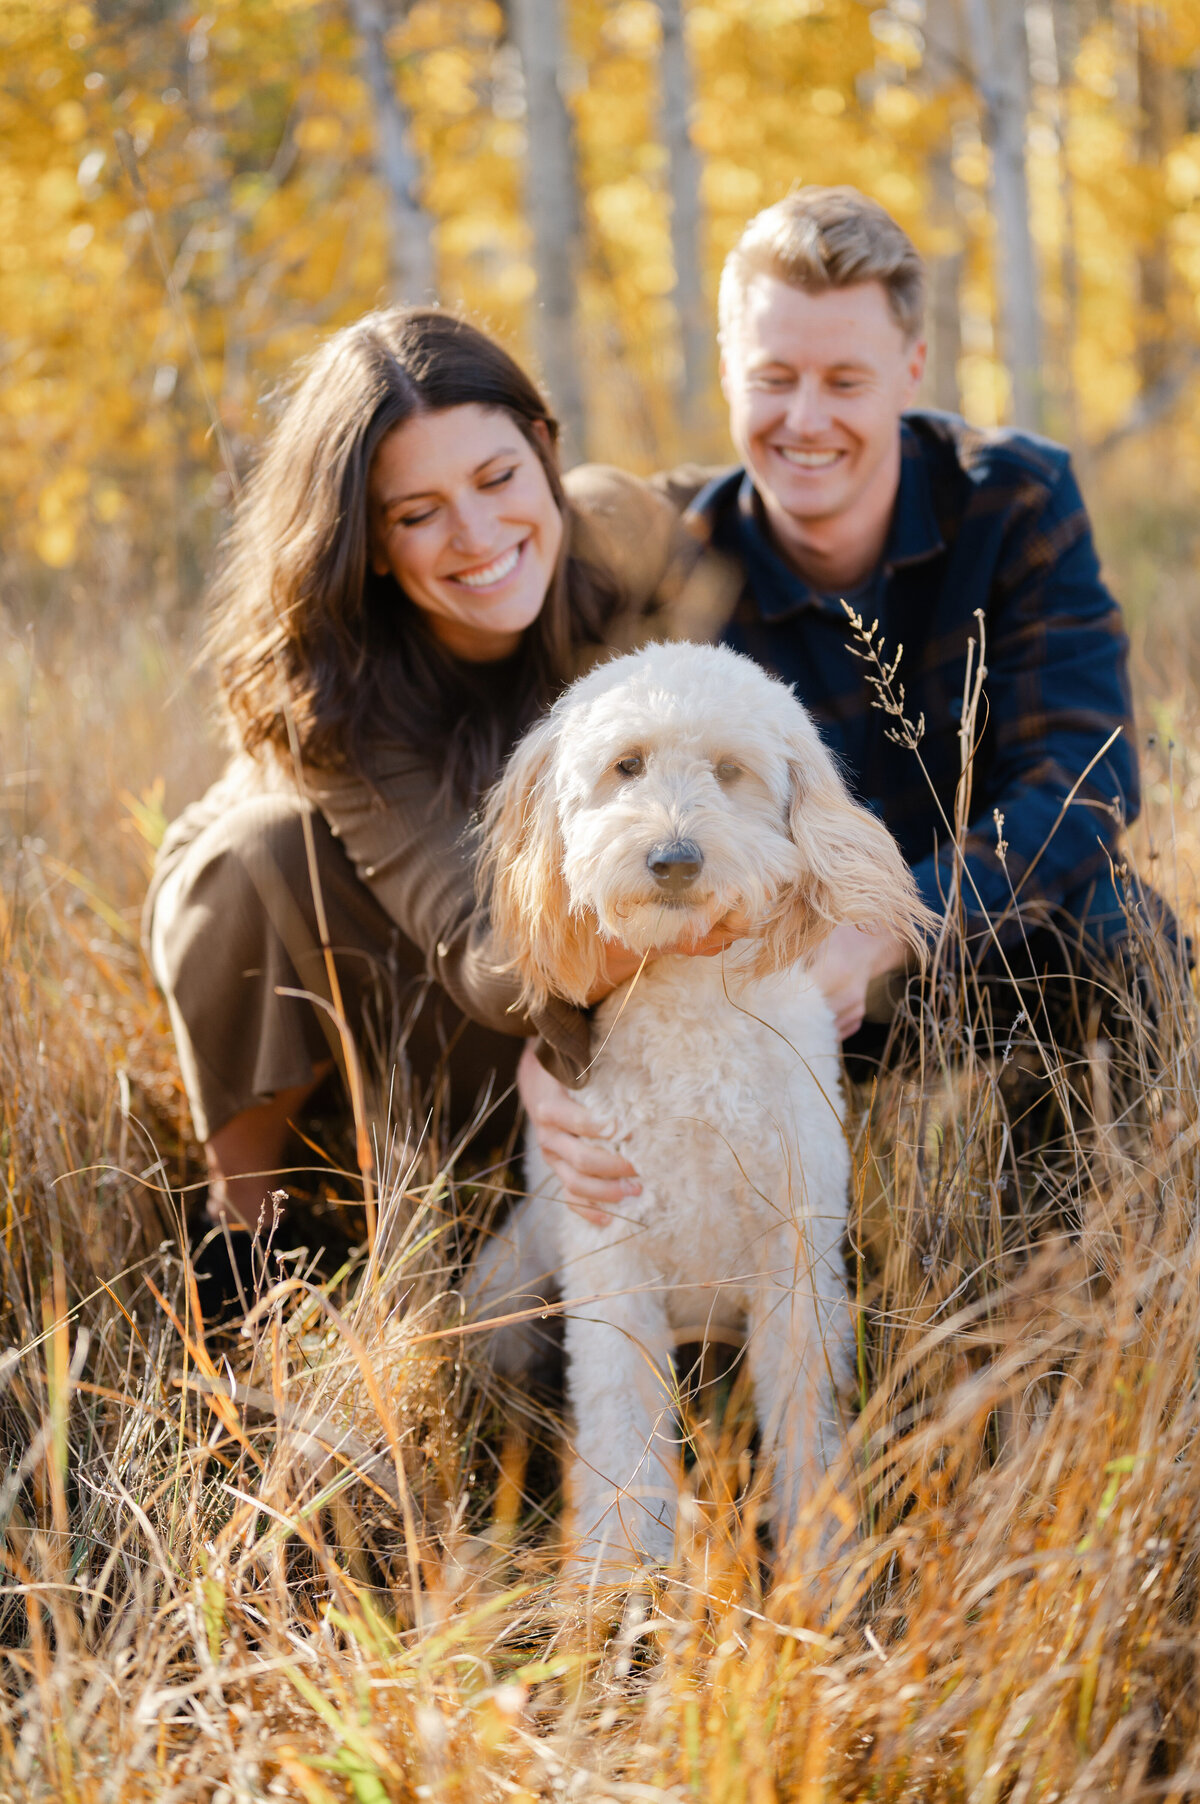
[560,1246,678,1579]
[746,1250,851,1564]
[466,1180,563,1380]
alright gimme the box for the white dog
[471,641,931,1576]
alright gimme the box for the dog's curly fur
[472,642,934,1577]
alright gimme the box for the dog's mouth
[624,890,735,934]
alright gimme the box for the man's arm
[911,456,1137,950]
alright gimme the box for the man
[660,186,1138,1041]
[529,185,1145,1212]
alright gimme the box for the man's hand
[810,922,909,1041]
[517,1042,640,1226]
[585,916,746,1005]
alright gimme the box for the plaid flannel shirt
[672,410,1139,951]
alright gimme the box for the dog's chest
[579,959,843,1275]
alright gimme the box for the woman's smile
[447,539,526,591]
[368,403,563,662]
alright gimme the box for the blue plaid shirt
[674,411,1138,951]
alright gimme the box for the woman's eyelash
[394,468,515,526]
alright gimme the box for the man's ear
[904,336,928,403]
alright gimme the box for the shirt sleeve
[910,457,1138,948]
[304,752,592,1082]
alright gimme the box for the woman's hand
[523,919,751,1220]
[517,1042,639,1226]
[810,922,909,1041]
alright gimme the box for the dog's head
[479,641,937,1010]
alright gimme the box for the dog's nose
[647,839,704,893]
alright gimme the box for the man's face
[721,275,926,564]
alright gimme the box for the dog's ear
[758,725,938,970]
[477,714,605,1013]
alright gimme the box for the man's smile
[773,447,846,469]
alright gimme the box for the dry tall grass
[2,506,1199,1803]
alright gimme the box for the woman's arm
[564,464,743,648]
[523,919,745,1214]
[304,749,593,1078]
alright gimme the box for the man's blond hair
[718,187,925,346]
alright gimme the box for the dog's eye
[614,754,644,778]
[714,760,742,783]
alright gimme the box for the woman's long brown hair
[207,308,615,804]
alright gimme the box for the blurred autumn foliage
[2,0,1200,599]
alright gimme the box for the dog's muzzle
[647,838,704,897]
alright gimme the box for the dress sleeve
[304,752,593,1081]
[909,456,1138,948]
[564,463,742,644]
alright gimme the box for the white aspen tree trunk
[656,0,711,430]
[347,0,437,305]
[920,0,966,413]
[961,0,1044,432]
[181,11,247,491]
[1135,9,1173,397]
[508,0,588,460]
[1039,0,1084,453]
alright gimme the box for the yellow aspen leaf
[606,1,660,57]
[35,522,77,568]
[38,472,87,524]
[810,88,846,116]
[295,115,344,153]
[701,162,763,211]
[685,7,730,50]
[874,85,920,128]
[421,50,477,117]
[1165,147,1200,207]
[36,168,79,217]
[467,0,504,34]
[637,259,677,297]
[490,263,538,304]
[876,170,918,211]
[53,100,87,142]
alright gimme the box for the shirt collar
[685,419,945,623]
[886,417,945,568]
[732,475,829,620]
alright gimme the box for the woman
[147,307,728,1233]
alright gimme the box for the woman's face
[368,403,564,662]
